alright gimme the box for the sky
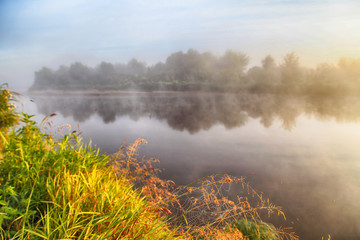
[1,0,360,90]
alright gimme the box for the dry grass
[1,85,300,239]
[111,138,299,240]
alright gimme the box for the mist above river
[18,91,360,240]
[29,92,360,132]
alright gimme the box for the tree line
[30,49,360,96]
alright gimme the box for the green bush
[233,218,280,240]
[0,84,19,133]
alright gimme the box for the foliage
[232,218,280,240]
[29,49,250,92]
[0,86,177,239]
[0,85,299,239]
[0,84,19,133]
[111,140,298,240]
[29,50,360,97]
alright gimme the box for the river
[18,91,360,240]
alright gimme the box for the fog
[1,1,360,90]
[3,1,360,239]
[29,92,360,133]
[29,50,360,97]
[21,92,360,239]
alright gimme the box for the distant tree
[338,58,360,80]
[199,51,218,89]
[127,58,147,76]
[220,50,249,75]
[150,62,166,73]
[163,49,210,90]
[217,51,249,86]
[247,66,262,81]
[165,51,186,83]
[147,62,167,90]
[247,55,280,94]
[337,58,360,93]
[69,62,92,87]
[31,67,55,90]
[96,62,116,86]
[114,63,128,75]
[54,65,70,86]
[30,49,360,95]
[262,55,276,70]
[200,51,217,75]
[183,49,202,82]
[261,55,280,85]
[280,52,303,93]
[305,63,342,96]
[282,52,299,69]
[97,62,115,76]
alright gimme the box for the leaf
[0,200,8,206]
[24,229,47,239]
[3,206,19,215]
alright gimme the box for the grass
[0,85,298,239]
[0,86,177,239]
[232,218,280,240]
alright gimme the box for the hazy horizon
[1,0,360,90]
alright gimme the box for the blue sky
[1,0,360,89]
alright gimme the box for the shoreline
[27,89,232,96]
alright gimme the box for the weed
[232,218,280,240]
[0,85,299,239]
[0,85,177,239]
[111,138,298,240]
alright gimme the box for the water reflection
[30,92,360,132]
[25,92,360,239]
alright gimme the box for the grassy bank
[0,85,178,239]
[0,84,297,239]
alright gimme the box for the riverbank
[1,85,296,239]
[28,89,233,97]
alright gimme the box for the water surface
[20,91,360,240]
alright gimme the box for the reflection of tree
[31,93,360,133]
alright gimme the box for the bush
[0,84,19,132]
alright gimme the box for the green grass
[232,218,280,240]
[0,85,298,240]
[0,86,177,239]
[0,84,19,147]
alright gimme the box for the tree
[220,50,249,75]
[280,52,303,93]
[218,51,249,87]
[97,62,116,86]
[54,65,70,86]
[69,62,92,86]
[127,58,147,76]
[32,67,54,90]
[247,55,280,93]
[262,55,276,70]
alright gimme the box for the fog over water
[2,1,360,89]
[17,91,360,240]
[3,0,360,239]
